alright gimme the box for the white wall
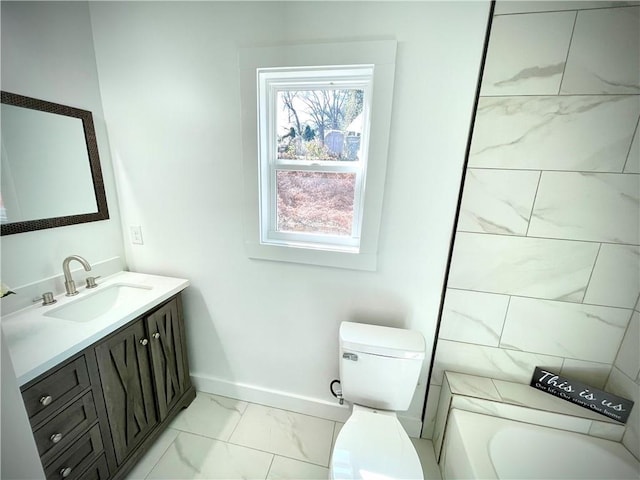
[424,1,640,459]
[0,1,125,289]
[0,3,125,475]
[89,1,489,428]
[0,1,124,479]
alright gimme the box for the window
[258,66,373,252]
[240,41,396,270]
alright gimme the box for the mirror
[1,91,109,235]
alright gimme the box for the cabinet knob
[40,395,53,406]
[50,433,63,444]
[139,338,149,346]
[60,467,72,478]
[152,332,160,339]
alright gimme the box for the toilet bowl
[329,322,428,480]
[330,405,423,480]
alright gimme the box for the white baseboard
[191,372,352,422]
[190,372,423,437]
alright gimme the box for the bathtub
[440,409,639,479]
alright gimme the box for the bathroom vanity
[2,271,195,480]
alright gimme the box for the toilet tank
[339,322,425,411]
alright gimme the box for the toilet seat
[330,405,424,480]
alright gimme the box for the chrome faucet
[62,255,92,296]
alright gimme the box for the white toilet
[329,321,427,480]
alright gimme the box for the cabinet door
[146,297,189,421]
[95,319,157,465]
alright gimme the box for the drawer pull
[40,395,53,406]
[50,433,63,443]
[152,332,160,339]
[60,467,72,478]
[139,338,149,346]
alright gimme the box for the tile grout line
[524,170,543,237]
[264,454,276,480]
[174,395,338,468]
[446,286,637,311]
[226,402,245,441]
[226,401,334,469]
[138,428,182,480]
[478,92,640,98]
[166,426,331,471]
[464,166,640,175]
[495,5,640,17]
[580,242,603,304]
[224,436,331,470]
[621,115,640,173]
[497,295,512,348]
[455,229,640,248]
[437,337,619,367]
[557,10,579,95]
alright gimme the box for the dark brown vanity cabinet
[145,298,191,422]
[22,356,108,480]
[95,318,159,465]
[95,295,192,467]
[21,293,195,480]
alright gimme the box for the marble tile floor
[125,391,441,480]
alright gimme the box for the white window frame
[258,66,373,252]
[239,41,396,271]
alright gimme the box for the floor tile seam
[170,422,241,441]
[156,431,279,476]
[172,428,270,451]
[225,401,248,441]
[269,453,332,471]
[185,394,337,466]
[224,438,331,469]
[138,428,183,480]
[169,423,237,443]
[228,403,336,455]
[264,454,277,480]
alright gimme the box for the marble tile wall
[425,1,640,460]
[606,303,640,460]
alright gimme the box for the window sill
[245,241,377,271]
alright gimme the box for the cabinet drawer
[44,424,103,480]
[76,454,109,480]
[34,391,98,464]
[23,356,90,426]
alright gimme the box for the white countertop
[1,271,189,386]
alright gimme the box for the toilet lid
[330,408,424,480]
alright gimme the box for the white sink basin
[44,283,153,322]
